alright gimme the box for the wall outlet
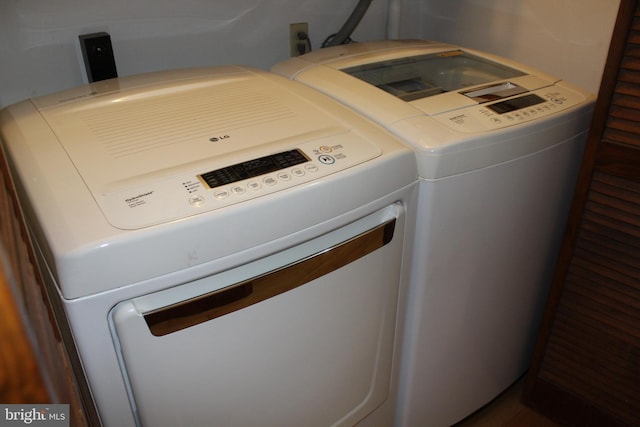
[289,22,310,57]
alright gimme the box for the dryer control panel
[5,66,397,231]
[98,133,381,230]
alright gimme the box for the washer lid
[341,49,526,103]
[274,40,561,118]
[31,66,382,229]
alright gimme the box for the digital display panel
[487,94,546,114]
[199,149,309,189]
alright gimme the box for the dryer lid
[31,66,382,229]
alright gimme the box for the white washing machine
[273,39,595,426]
[0,66,418,427]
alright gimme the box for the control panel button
[263,176,277,186]
[305,163,319,173]
[231,186,246,195]
[318,155,336,165]
[277,172,291,181]
[247,181,261,191]
[189,195,205,207]
[214,189,229,199]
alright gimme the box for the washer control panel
[434,85,587,133]
[97,133,382,229]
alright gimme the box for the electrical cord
[323,0,373,47]
[321,34,353,49]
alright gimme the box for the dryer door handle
[143,217,396,336]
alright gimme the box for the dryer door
[109,203,406,427]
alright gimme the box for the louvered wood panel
[604,10,640,149]
[538,172,640,427]
[524,1,640,426]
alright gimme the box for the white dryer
[0,66,418,426]
[273,39,595,426]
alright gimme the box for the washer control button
[214,189,229,199]
[263,176,277,186]
[189,195,205,207]
[247,181,261,191]
[278,172,292,181]
[318,155,335,165]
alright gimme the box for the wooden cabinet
[523,1,640,426]
[1,142,91,425]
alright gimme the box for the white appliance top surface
[1,65,416,298]
[274,39,573,119]
[272,39,595,178]
[34,66,387,229]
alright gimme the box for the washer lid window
[341,50,526,102]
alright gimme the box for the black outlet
[79,32,118,82]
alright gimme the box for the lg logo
[209,135,230,142]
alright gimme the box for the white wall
[415,0,620,93]
[0,0,390,108]
[0,1,623,108]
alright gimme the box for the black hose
[324,0,373,47]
